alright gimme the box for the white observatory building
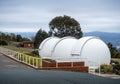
[39,36,111,68]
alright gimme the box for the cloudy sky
[0,0,120,33]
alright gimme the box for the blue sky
[0,0,120,33]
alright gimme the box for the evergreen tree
[49,15,82,38]
[10,33,16,41]
[34,29,49,48]
[108,42,118,58]
[16,35,22,42]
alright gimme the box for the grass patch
[3,46,31,52]
[3,45,39,57]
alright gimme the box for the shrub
[100,64,113,74]
[111,59,120,75]
[43,59,56,62]
[31,50,39,56]
[113,64,120,75]
[0,40,8,45]
[115,52,120,58]
[22,51,39,57]
[16,43,23,47]
[111,60,119,64]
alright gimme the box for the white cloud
[0,0,120,33]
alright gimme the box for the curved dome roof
[71,36,99,56]
[52,37,78,61]
[71,36,111,66]
[39,37,60,58]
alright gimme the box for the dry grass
[3,45,35,52]
[2,46,39,57]
[111,58,120,64]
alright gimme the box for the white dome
[52,37,78,62]
[39,37,60,59]
[39,36,111,68]
[71,36,111,67]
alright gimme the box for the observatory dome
[71,36,111,66]
[39,36,111,68]
[39,37,60,59]
[52,37,78,62]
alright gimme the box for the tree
[49,15,82,38]
[107,42,118,58]
[34,29,49,48]
[16,35,22,42]
[0,40,8,45]
[10,33,16,41]
[31,35,35,42]
[22,37,30,41]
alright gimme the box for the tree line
[0,32,30,45]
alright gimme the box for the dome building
[71,36,111,67]
[39,36,111,68]
[51,37,78,62]
[39,37,60,59]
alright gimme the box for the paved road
[0,53,31,69]
[0,54,120,84]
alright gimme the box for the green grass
[3,46,31,52]
[3,45,39,57]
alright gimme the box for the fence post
[17,53,19,60]
[23,54,25,62]
[20,53,21,61]
[33,57,34,66]
[19,53,20,61]
[36,58,38,68]
[25,55,27,63]
[28,56,30,64]
[40,58,42,68]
